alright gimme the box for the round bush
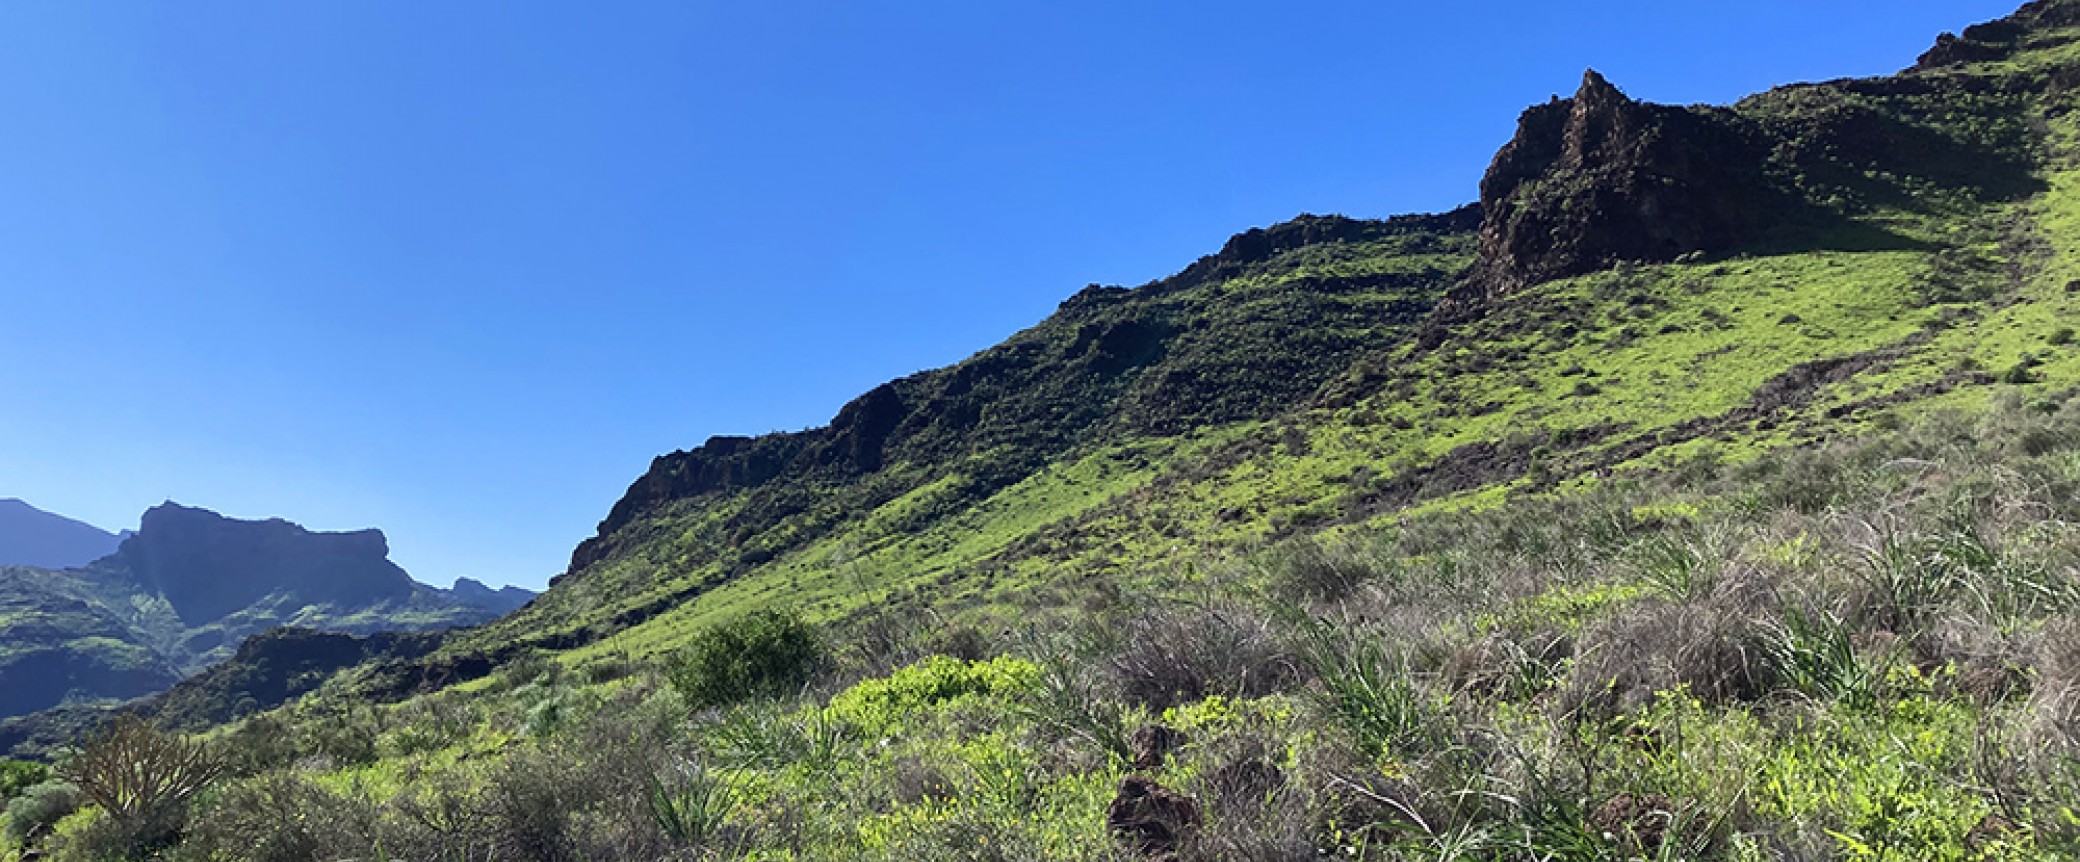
[666,610,824,710]
[3,780,82,845]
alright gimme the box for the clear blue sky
[0,2,2020,589]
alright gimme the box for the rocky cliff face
[555,212,1479,586]
[0,503,530,727]
[1469,71,1779,294]
[116,503,420,627]
[441,577,536,615]
[1916,0,2080,69]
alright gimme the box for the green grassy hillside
[15,2,2080,860]
[439,1,2080,676]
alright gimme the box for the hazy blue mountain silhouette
[0,498,121,569]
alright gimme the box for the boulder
[1106,775,1201,859]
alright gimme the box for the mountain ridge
[0,498,122,570]
[406,0,2079,675]
[17,3,2080,859]
[0,502,534,726]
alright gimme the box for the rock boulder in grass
[1591,792,1677,854]
[1107,775,1201,860]
[1129,723,1188,771]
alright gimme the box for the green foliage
[1297,618,1449,761]
[1765,607,1882,710]
[644,759,735,848]
[828,655,1039,735]
[1,781,79,846]
[49,16,2080,859]
[0,762,45,804]
[54,715,228,858]
[2004,359,2041,384]
[667,610,825,710]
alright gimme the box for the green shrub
[57,715,227,857]
[828,655,1039,734]
[1108,603,1303,710]
[667,610,824,710]
[221,714,299,776]
[2003,360,2039,385]
[2,781,81,846]
[2051,326,2075,346]
[644,760,735,848]
[177,772,375,862]
[0,761,47,803]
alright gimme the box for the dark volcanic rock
[148,627,444,730]
[1470,70,1779,294]
[1130,723,1189,771]
[1915,1,2080,70]
[1107,775,1201,860]
[116,503,419,626]
[1170,208,1482,288]
[569,433,809,573]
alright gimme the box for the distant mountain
[438,577,536,615]
[0,502,534,722]
[0,498,121,569]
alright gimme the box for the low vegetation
[7,401,2080,859]
[13,5,2080,861]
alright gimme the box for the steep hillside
[24,3,2080,861]
[0,499,121,569]
[454,208,1478,658]
[382,0,2080,681]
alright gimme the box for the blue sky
[0,2,2020,589]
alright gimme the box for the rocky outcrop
[1916,1,2080,70]
[1107,776,1201,860]
[1469,70,1777,294]
[440,577,536,615]
[146,627,444,730]
[0,503,523,732]
[569,433,812,573]
[1165,208,1481,289]
[115,503,420,626]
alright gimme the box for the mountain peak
[1575,68,1622,103]
[0,498,122,569]
[1469,68,1777,294]
[117,502,414,626]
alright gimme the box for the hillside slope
[24,3,2080,860]
[351,0,2080,684]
